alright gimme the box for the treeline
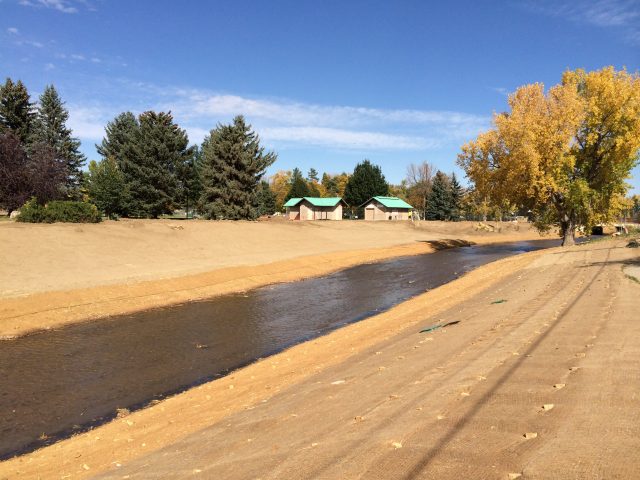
[0,77,277,221]
[0,79,85,215]
[89,113,276,220]
[272,159,466,220]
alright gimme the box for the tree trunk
[560,218,576,246]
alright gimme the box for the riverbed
[0,239,560,459]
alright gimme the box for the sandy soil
[0,219,543,338]
[1,239,638,479]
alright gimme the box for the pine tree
[426,171,452,220]
[449,172,464,221]
[27,143,68,205]
[96,112,139,215]
[31,85,86,197]
[130,111,193,218]
[307,167,319,182]
[256,180,276,216]
[343,159,389,212]
[285,174,311,201]
[200,115,276,220]
[0,78,34,144]
[176,145,202,218]
[86,157,128,219]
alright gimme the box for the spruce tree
[86,157,128,219]
[96,112,139,215]
[256,180,276,216]
[0,78,34,144]
[130,111,193,218]
[307,167,319,182]
[426,171,452,220]
[449,172,464,221]
[343,159,389,212]
[285,174,311,201]
[31,85,86,197]
[200,115,276,220]
[176,145,202,218]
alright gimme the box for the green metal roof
[366,196,413,209]
[283,197,303,207]
[283,197,345,208]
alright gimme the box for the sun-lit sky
[1,0,639,191]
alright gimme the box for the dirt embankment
[1,239,637,479]
[0,219,544,338]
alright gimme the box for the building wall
[290,201,343,220]
[286,206,300,220]
[364,200,409,221]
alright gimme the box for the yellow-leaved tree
[458,67,640,245]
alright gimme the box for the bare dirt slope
[2,240,638,479]
[0,219,536,298]
[0,219,542,338]
[102,241,638,480]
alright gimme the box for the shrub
[17,199,102,223]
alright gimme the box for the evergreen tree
[343,159,389,212]
[200,115,276,220]
[285,174,312,201]
[256,180,276,216]
[96,112,139,214]
[0,78,34,144]
[307,167,319,182]
[426,171,452,220]
[129,111,193,218]
[86,157,128,219]
[449,172,464,221]
[176,145,202,218]
[31,85,86,197]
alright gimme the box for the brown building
[284,197,347,221]
[361,196,413,221]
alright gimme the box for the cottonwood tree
[27,142,68,204]
[269,170,293,211]
[405,161,434,219]
[0,78,34,144]
[458,67,640,245]
[343,159,389,214]
[0,132,31,213]
[200,115,276,219]
[31,85,85,197]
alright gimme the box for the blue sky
[1,0,639,191]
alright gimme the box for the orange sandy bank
[0,219,544,338]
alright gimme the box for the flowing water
[0,239,560,459]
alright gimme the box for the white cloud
[7,27,19,35]
[260,126,435,150]
[70,53,85,61]
[44,62,55,70]
[18,0,79,13]
[65,83,489,153]
[66,105,108,140]
[527,0,640,44]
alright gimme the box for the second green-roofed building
[360,196,413,221]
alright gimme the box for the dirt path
[2,240,638,479]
